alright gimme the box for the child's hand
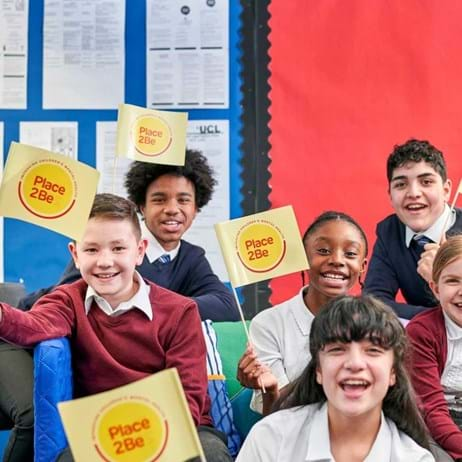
[417,242,440,284]
[237,345,278,392]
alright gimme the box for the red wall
[268,0,462,304]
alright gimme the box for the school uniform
[407,307,462,459]
[249,286,314,413]
[236,402,434,462]
[364,206,462,319]
[19,221,239,322]
[0,273,232,462]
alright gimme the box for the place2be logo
[132,114,172,157]
[93,397,168,462]
[236,220,287,273]
[17,158,77,219]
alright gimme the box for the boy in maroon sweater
[0,193,231,461]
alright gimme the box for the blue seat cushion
[34,338,73,462]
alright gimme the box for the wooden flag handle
[230,285,266,393]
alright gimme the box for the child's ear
[429,280,440,300]
[389,368,396,387]
[68,242,79,269]
[136,238,148,265]
[360,258,368,273]
[315,367,322,385]
[443,178,452,202]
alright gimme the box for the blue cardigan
[19,240,239,322]
[364,209,462,319]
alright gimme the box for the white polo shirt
[249,286,314,413]
[236,403,434,462]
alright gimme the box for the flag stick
[439,179,462,244]
[230,284,266,393]
[230,284,250,339]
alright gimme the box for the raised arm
[18,258,82,311]
[364,233,428,319]
[0,288,75,347]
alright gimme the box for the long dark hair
[276,294,430,449]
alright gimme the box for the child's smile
[141,175,197,251]
[431,256,462,327]
[316,340,395,420]
[69,217,147,309]
[305,220,367,307]
[389,160,451,233]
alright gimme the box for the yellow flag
[0,142,99,241]
[58,369,205,462]
[116,103,188,165]
[215,205,309,287]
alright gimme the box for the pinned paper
[116,103,188,165]
[215,205,309,287]
[58,369,204,462]
[0,142,99,241]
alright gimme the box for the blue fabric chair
[33,338,72,462]
[0,431,9,456]
[33,323,261,461]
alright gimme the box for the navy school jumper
[364,208,462,319]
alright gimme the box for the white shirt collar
[291,285,315,336]
[305,402,332,461]
[405,204,456,247]
[444,311,462,340]
[140,219,180,263]
[84,271,153,320]
[306,403,390,462]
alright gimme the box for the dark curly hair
[125,149,217,211]
[387,139,447,183]
[276,294,430,450]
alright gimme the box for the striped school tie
[411,235,433,258]
[158,254,171,264]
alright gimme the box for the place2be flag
[215,205,309,287]
[116,103,188,165]
[0,142,99,241]
[58,369,205,462]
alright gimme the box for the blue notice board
[0,0,243,292]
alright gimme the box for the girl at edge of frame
[237,211,368,415]
[236,294,434,462]
[406,234,462,461]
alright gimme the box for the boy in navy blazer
[364,139,462,319]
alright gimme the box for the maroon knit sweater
[0,278,211,426]
[406,306,462,459]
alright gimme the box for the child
[237,211,368,414]
[0,194,231,462]
[236,295,434,462]
[406,235,462,460]
[364,139,462,320]
[19,149,239,323]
